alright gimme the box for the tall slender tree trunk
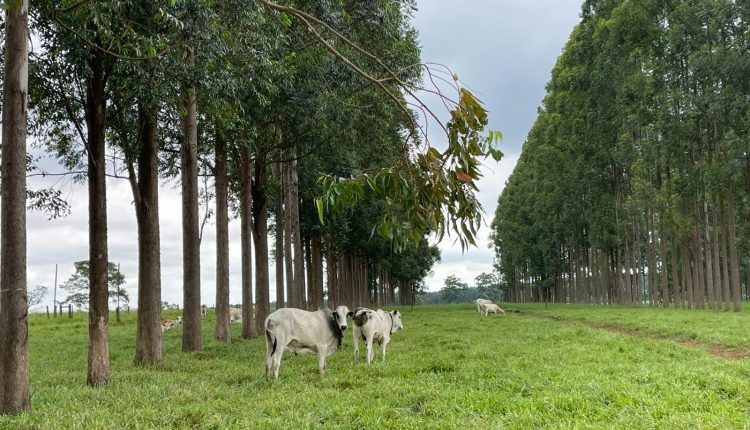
[671,238,681,308]
[711,195,722,310]
[703,198,715,310]
[727,187,741,312]
[283,161,295,307]
[720,198,731,311]
[132,104,163,365]
[240,148,256,338]
[312,236,324,310]
[682,240,694,309]
[253,154,271,331]
[305,239,314,310]
[290,158,305,308]
[86,48,110,386]
[214,125,231,341]
[326,247,336,307]
[273,160,285,310]
[658,225,670,309]
[181,83,202,352]
[0,0,30,412]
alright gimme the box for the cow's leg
[381,337,390,362]
[264,331,275,379]
[318,352,327,375]
[273,344,286,379]
[366,336,375,364]
[353,328,361,362]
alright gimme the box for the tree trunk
[305,238,314,310]
[290,158,305,308]
[658,223,670,309]
[703,198,715,310]
[214,125,231,341]
[0,0,30,412]
[682,240,694,309]
[181,83,202,352]
[273,160,285,310]
[671,238,681,308]
[240,148,256,338]
[711,194,722,310]
[312,236,324,310]
[252,154,270,331]
[133,104,163,365]
[283,161,295,307]
[720,197,731,311]
[727,186,741,312]
[86,48,110,386]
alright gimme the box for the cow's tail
[265,328,277,356]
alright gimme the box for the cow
[480,303,505,316]
[229,307,242,323]
[201,305,208,318]
[475,298,492,313]
[352,308,403,364]
[264,305,351,379]
[161,316,183,332]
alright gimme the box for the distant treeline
[419,273,504,305]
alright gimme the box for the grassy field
[2,304,750,429]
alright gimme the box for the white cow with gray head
[352,308,403,364]
[264,305,351,379]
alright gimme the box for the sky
[26,1,583,311]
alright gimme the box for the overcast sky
[26,1,583,310]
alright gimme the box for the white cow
[352,308,403,364]
[229,307,242,323]
[264,305,351,379]
[475,298,492,313]
[201,305,208,318]
[480,303,505,316]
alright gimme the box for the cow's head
[390,310,403,333]
[331,305,350,331]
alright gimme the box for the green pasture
[2,304,750,429]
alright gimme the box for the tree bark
[312,236,324,310]
[305,238,314,310]
[252,154,270,330]
[273,160,285,310]
[86,47,110,386]
[703,198,715,310]
[283,161,295,307]
[181,82,202,352]
[671,238,682,308]
[133,104,163,365]
[214,125,231,341]
[727,186,741,312]
[0,0,30,413]
[711,194,722,310]
[720,197,731,311]
[240,148,256,338]
[290,158,305,308]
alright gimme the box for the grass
[511,302,750,348]
[2,304,750,429]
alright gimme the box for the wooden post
[68,304,72,319]
[116,307,121,324]
[53,263,58,317]
[59,303,63,316]
[46,306,50,318]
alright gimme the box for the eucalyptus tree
[0,0,30,415]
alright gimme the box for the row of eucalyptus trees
[1,0,499,415]
[493,0,750,310]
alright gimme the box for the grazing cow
[264,305,351,379]
[201,305,208,318]
[161,316,183,332]
[475,298,492,313]
[352,308,403,364]
[229,307,242,323]
[480,303,505,316]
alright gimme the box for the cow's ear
[347,311,354,317]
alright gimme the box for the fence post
[68,304,72,319]
[116,307,121,323]
[46,305,50,318]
